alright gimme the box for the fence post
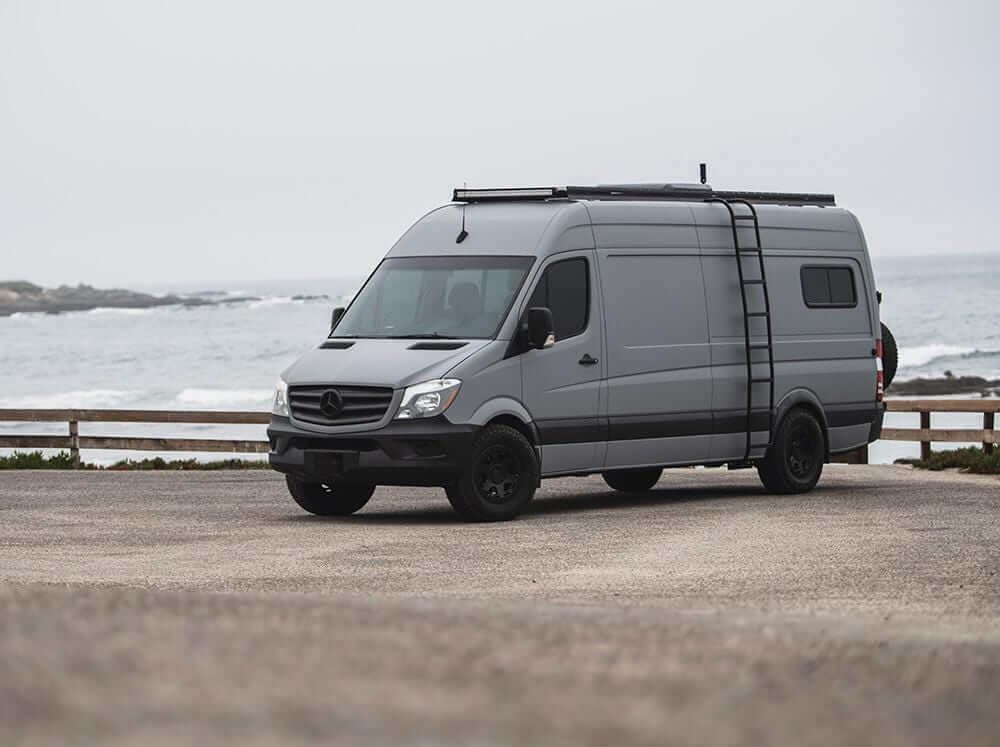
[920,410,931,461]
[985,411,995,456]
[69,419,80,468]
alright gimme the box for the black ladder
[708,198,775,462]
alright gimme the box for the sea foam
[174,388,273,409]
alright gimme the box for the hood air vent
[320,340,355,349]
[408,341,467,351]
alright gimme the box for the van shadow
[277,481,852,526]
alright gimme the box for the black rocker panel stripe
[535,406,877,446]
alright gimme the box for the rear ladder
[708,198,775,462]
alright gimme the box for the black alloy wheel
[446,424,539,521]
[475,444,523,504]
[757,407,825,494]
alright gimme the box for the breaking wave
[898,345,1000,376]
[0,389,147,409]
[173,388,273,409]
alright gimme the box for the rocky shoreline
[0,281,326,317]
[888,376,1000,397]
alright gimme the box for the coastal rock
[888,376,1000,396]
[0,281,192,316]
[0,281,288,316]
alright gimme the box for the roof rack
[452,184,835,207]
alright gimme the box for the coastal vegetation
[0,451,268,470]
[898,446,1000,474]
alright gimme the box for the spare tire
[881,322,898,388]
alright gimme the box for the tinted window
[527,258,589,340]
[801,266,857,308]
[334,255,534,339]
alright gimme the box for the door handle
[578,354,599,366]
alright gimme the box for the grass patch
[898,446,1000,474]
[0,451,268,471]
[105,457,269,471]
[0,451,82,469]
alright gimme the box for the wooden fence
[0,409,270,467]
[0,400,997,467]
[880,399,998,459]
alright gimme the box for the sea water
[2,254,997,465]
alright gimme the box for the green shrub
[903,446,1000,474]
[0,451,267,470]
[0,451,81,469]
[105,457,268,471]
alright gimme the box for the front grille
[288,385,394,426]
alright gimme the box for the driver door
[519,252,605,475]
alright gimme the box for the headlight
[395,378,461,420]
[271,378,289,417]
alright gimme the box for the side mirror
[330,306,345,332]
[526,307,555,349]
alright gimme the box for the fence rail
[0,400,997,467]
[879,399,998,459]
[0,409,271,466]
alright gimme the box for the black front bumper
[267,416,479,487]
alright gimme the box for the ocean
[2,253,997,465]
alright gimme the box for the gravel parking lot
[1,465,998,746]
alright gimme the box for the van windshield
[333,255,535,340]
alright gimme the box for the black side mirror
[526,307,555,349]
[330,306,345,332]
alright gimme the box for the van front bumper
[267,415,479,487]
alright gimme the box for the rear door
[520,252,605,475]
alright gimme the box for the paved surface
[1,466,998,746]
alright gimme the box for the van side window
[527,258,589,340]
[801,266,857,308]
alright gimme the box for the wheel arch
[774,388,830,459]
[467,399,541,481]
[485,414,538,446]
[467,398,538,442]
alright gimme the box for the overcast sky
[1,0,997,287]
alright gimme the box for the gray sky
[2,0,998,287]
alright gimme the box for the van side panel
[693,204,878,460]
[590,203,713,468]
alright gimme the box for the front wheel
[757,408,825,494]
[286,476,375,516]
[602,467,663,492]
[445,424,539,522]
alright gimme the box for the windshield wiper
[387,333,461,340]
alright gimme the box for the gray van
[268,182,889,521]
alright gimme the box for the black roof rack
[452,184,835,207]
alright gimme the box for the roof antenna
[456,181,469,243]
[699,162,708,185]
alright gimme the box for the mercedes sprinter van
[268,182,888,521]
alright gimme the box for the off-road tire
[602,467,663,492]
[286,476,376,516]
[757,408,825,494]
[445,424,539,522]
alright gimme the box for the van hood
[281,339,491,390]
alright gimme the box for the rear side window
[801,266,857,308]
[527,258,589,340]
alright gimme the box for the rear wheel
[757,408,825,494]
[286,476,375,516]
[602,467,663,492]
[445,424,538,522]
